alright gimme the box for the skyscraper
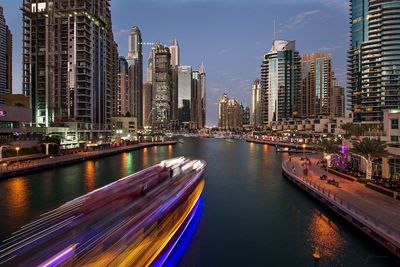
[190,64,207,129]
[192,70,202,128]
[261,40,301,125]
[349,0,400,124]
[169,38,180,122]
[22,0,117,139]
[117,57,130,117]
[200,63,207,128]
[192,68,207,129]
[300,53,333,118]
[126,26,143,128]
[332,78,345,118]
[348,0,369,122]
[177,65,192,122]
[0,5,12,102]
[109,40,119,120]
[218,93,243,131]
[171,67,179,121]
[147,53,153,83]
[241,104,250,126]
[251,79,262,128]
[170,37,180,67]
[152,44,172,129]
[143,82,153,127]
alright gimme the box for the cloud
[114,28,129,38]
[321,0,348,11]
[217,49,229,55]
[278,9,320,33]
[317,44,342,52]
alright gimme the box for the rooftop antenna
[273,20,276,41]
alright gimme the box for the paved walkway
[0,141,176,178]
[285,155,400,237]
[0,153,46,163]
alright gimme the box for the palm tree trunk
[366,155,372,180]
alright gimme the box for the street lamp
[302,143,306,158]
[324,154,331,179]
[16,147,20,163]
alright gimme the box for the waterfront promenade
[282,156,400,257]
[246,137,317,150]
[0,141,177,179]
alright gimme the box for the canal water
[0,138,397,266]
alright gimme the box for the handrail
[282,160,400,245]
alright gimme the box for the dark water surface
[0,138,397,266]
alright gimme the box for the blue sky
[0,0,348,126]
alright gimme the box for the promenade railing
[282,160,400,246]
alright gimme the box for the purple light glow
[38,244,77,267]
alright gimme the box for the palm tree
[351,138,388,180]
[318,139,340,154]
[340,123,366,139]
[351,124,367,139]
[340,123,353,137]
[318,139,340,168]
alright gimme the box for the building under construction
[22,0,118,140]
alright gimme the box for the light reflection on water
[0,139,396,267]
[84,161,96,192]
[308,212,345,257]
[6,178,28,220]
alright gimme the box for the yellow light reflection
[6,177,28,219]
[308,212,345,257]
[167,145,173,158]
[142,148,148,167]
[84,161,95,191]
[121,152,128,172]
[263,145,269,153]
[249,142,254,152]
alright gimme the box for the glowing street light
[16,147,21,162]
[324,154,331,174]
[302,143,306,158]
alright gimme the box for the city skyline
[1,0,349,125]
[0,1,400,264]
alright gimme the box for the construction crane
[139,42,155,46]
[139,42,166,47]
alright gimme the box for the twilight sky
[0,0,348,126]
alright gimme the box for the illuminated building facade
[22,0,118,139]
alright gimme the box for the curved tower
[349,0,400,124]
[127,26,143,128]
